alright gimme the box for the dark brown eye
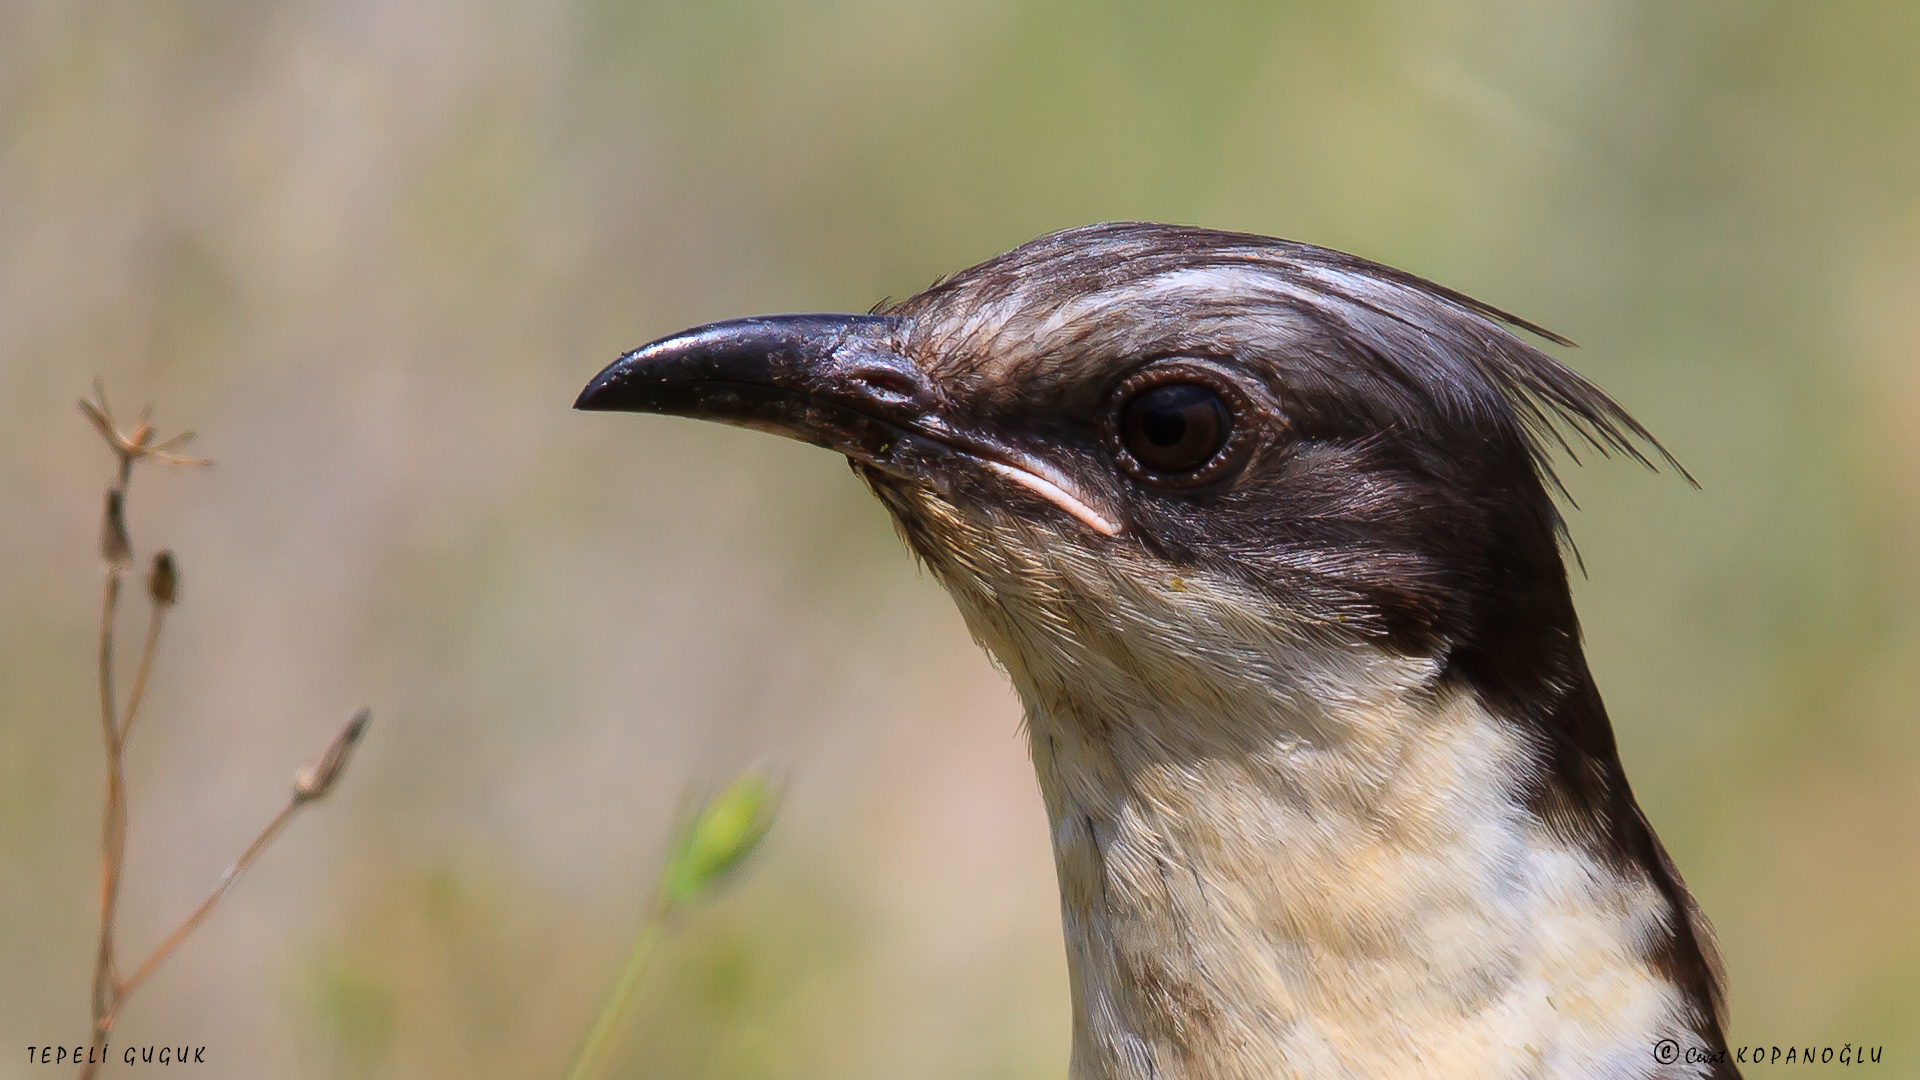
[1104,362,1260,486]
[1119,384,1229,474]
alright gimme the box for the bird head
[576,223,1679,740]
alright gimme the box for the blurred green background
[3,2,1917,1077]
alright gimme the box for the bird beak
[575,313,926,461]
[575,313,1120,535]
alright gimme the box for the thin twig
[97,571,122,754]
[116,798,300,1004]
[75,387,361,1080]
[89,569,125,1051]
[118,602,166,747]
[113,706,369,1009]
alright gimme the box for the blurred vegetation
[568,772,777,1080]
[2,1,1917,1078]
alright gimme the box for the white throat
[992,614,1702,1080]
[1022,664,1706,1080]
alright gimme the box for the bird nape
[576,222,1735,1080]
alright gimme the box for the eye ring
[1103,361,1257,487]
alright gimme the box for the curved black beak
[574,313,943,461]
[575,312,1121,535]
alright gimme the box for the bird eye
[1120,384,1228,473]
[1106,363,1253,486]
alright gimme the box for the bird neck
[1015,643,1711,1080]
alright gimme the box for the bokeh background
[3,2,1917,1077]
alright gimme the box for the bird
[575,222,1735,1080]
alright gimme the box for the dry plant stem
[85,416,145,1073]
[89,569,126,1046]
[120,604,167,747]
[116,797,302,1003]
[76,387,362,1080]
[96,595,167,1022]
